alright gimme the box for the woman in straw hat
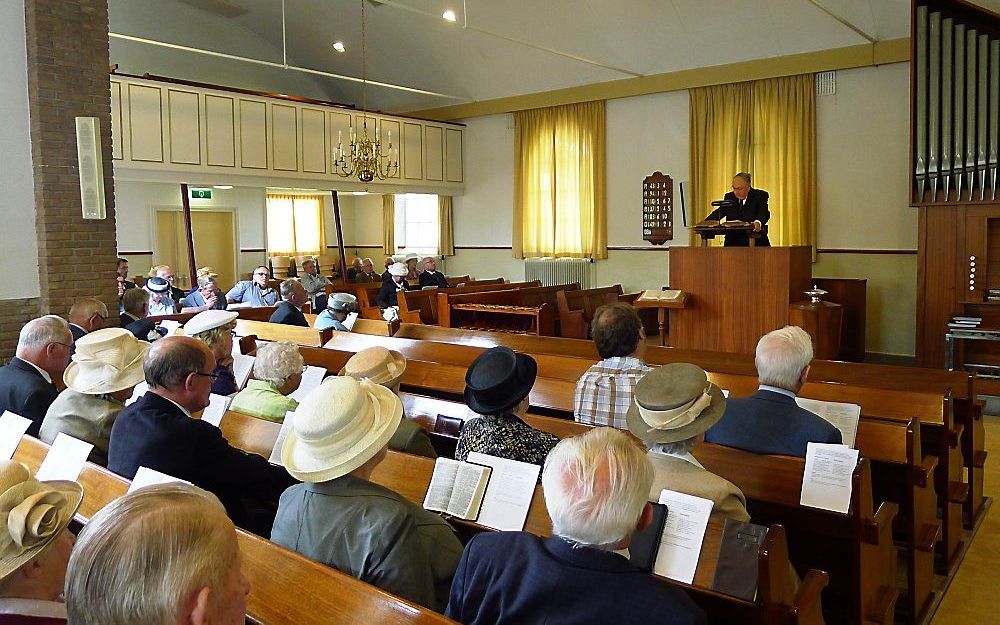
[271,377,462,612]
[340,347,436,458]
[625,363,749,524]
[457,347,558,471]
[39,328,150,467]
[0,461,83,624]
[229,342,302,423]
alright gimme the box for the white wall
[0,0,39,300]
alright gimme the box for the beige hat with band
[339,346,407,389]
[63,328,150,395]
[625,363,726,445]
[0,460,83,582]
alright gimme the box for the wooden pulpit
[668,246,813,354]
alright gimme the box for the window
[394,194,439,256]
[265,194,324,256]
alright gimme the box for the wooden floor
[930,413,998,625]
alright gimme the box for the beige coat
[40,389,124,466]
[647,452,750,524]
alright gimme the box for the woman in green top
[229,341,303,422]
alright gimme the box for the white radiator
[524,258,594,288]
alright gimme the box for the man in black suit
[67,297,108,344]
[108,336,295,534]
[704,172,770,247]
[418,257,449,289]
[0,315,73,436]
[705,326,842,457]
[268,279,309,327]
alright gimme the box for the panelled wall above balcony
[110,75,465,193]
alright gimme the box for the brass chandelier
[334,0,399,182]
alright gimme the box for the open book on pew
[794,397,860,447]
[423,453,539,531]
[423,458,493,520]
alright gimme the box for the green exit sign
[190,188,212,199]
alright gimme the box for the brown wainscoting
[815,248,917,255]
[240,248,266,253]
[118,250,153,256]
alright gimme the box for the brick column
[24,0,118,320]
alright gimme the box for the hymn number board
[642,172,673,245]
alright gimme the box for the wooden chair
[555,285,623,338]
[270,256,293,279]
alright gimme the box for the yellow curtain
[689,74,816,250]
[382,194,395,255]
[265,194,325,257]
[438,195,455,256]
[513,100,607,259]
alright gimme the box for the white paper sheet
[158,320,182,335]
[126,382,148,406]
[466,452,540,531]
[127,466,191,494]
[35,433,94,482]
[800,443,859,514]
[653,490,714,584]
[268,411,296,465]
[201,394,232,427]
[232,354,256,390]
[288,366,327,404]
[795,397,861,447]
[0,411,32,460]
[342,312,359,331]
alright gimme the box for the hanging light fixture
[334,0,398,183]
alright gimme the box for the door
[155,209,237,291]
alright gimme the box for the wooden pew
[390,323,986,532]
[215,410,828,625]
[555,284,624,338]
[11,436,455,625]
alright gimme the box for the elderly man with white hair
[0,315,73,437]
[445,427,706,625]
[229,341,303,423]
[705,325,841,457]
[65,483,249,625]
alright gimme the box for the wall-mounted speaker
[75,116,106,220]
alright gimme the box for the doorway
[155,209,237,291]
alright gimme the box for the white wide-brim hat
[185,310,238,336]
[282,376,403,483]
[388,262,408,277]
[64,328,150,395]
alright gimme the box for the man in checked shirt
[573,303,651,428]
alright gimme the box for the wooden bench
[11,436,455,625]
[215,410,828,625]
[555,284,624,338]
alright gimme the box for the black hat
[464,347,537,415]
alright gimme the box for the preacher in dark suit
[706,326,842,457]
[0,316,73,437]
[108,337,295,534]
[445,428,705,625]
[704,172,771,247]
[418,257,449,289]
[269,280,309,327]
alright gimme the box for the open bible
[423,458,493,520]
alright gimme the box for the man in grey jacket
[271,376,462,611]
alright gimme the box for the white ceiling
[108,0,1000,114]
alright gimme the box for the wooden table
[632,291,688,346]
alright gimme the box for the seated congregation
[0,281,881,625]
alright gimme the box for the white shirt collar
[20,359,52,384]
[649,448,704,470]
[758,384,797,398]
[0,598,67,618]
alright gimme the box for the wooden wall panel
[205,95,236,167]
[445,128,463,183]
[403,122,423,180]
[271,104,298,171]
[300,108,326,174]
[424,125,444,181]
[167,89,201,165]
[239,99,267,170]
[127,84,163,162]
[110,81,122,160]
